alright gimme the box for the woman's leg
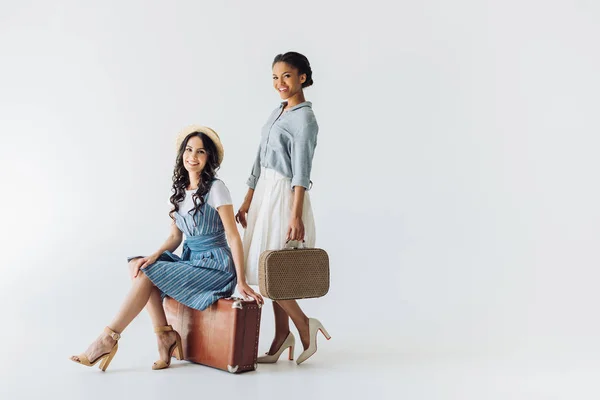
[145,286,179,363]
[145,286,168,326]
[127,260,176,363]
[71,273,155,363]
[128,259,169,327]
[108,273,155,332]
[266,301,293,354]
[273,300,310,350]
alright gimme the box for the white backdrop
[1,0,599,377]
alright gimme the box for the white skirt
[243,168,316,285]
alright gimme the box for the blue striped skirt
[130,234,237,311]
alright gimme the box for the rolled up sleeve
[246,145,262,189]
[290,121,318,190]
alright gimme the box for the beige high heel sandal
[257,332,296,363]
[152,324,183,370]
[70,326,121,372]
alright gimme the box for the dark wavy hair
[272,51,314,88]
[169,131,220,220]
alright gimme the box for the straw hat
[175,125,224,166]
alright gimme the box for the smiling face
[183,135,208,174]
[272,61,306,100]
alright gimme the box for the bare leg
[127,260,176,363]
[274,300,310,350]
[71,273,154,363]
[128,260,168,327]
[145,286,178,364]
[145,286,168,327]
[108,273,155,331]
[127,261,176,364]
[266,301,292,354]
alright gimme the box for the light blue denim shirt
[246,101,318,190]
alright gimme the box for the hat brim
[175,125,224,165]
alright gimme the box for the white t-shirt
[178,179,232,215]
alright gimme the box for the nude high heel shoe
[70,326,120,372]
[296,318,331,365]
[152,324,183,370]
[257,332,296,363]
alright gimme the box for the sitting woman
[70,125,263,372]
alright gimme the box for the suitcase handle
[284,240,306,250]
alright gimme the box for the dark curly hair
[272,51,314,88]
[169,131,220,220]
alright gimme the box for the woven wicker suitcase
[258,245,329,300]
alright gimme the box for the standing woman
[235,52,330,365]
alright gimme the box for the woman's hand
[129,258,145,279]
[130,253,159,278]
[235,201,251,228]
[286,216,305,242]
[237,281,264,305]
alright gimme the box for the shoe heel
[99,343,118,372]
[288,345,294,360]
[175,335,184,360]
[319,326,331,340]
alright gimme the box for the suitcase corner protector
[227,365,239,373]
[231,300,243,309]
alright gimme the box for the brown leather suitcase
[164,296,261,373]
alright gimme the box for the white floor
[1,286,597,400]
[2,329,599,400]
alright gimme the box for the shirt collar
[281,101,312,111]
